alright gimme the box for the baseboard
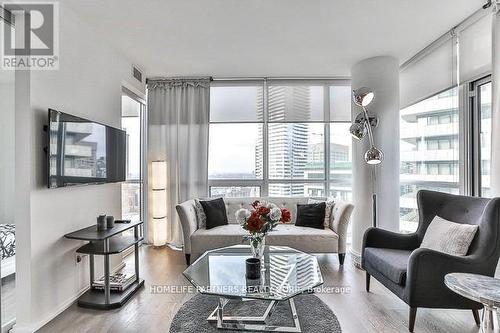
[12,261,128,333]
[350,248,363,269]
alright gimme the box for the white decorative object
[152,161,168,246]
[420,216,478,256]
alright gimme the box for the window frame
[121,87,147,240]
[468,75,492,197]
[208,78,352,198]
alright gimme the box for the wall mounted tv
[48,109,126,188]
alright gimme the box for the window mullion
[324,84,331,196]
[263,79,269,196]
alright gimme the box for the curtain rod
[400,4,490,70]
[212,76,351,81]
[146,76,212,83]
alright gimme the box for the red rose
[246,212,264,233]
[257,206,270,216]
[280,208,291,223]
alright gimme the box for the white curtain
[491,4,500,197]
[148,78,210,246]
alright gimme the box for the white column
[350,56,400,267]
[490,6,500,197]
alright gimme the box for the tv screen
[48,109,126,188]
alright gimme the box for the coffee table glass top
[183,245,323,301]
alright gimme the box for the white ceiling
[66,0,483,78]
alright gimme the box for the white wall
[14,3,145,332]
[0,78,15,224]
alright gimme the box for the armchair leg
[338,253,345,265]
[365,273,370,292]
[185,254,191,265]
[409,307,417,332]
[472,309,480,326]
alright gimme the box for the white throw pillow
[420,216,478,256]
[194,199,207,229]
[308,198,335,228]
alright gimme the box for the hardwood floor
[38,245,482,333]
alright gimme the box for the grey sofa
[362,190,500,332]
[176,197,354,265]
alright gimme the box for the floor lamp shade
[152,161,167,189]
[152,160,167,246]
[153,217,167,247]
[152,190,167,218]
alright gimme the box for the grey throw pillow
[420,216,478,256]
[194,199,207,229]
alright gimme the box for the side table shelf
[77,236,144,255]
[78,279,145,310]
[64,221,145,310]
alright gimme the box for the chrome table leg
[207,298,301,332]
[482,305,500,333]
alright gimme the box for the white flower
[235,208,251,222]
[268,202,278,209]
[269,207,282,222]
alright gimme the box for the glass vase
[250,235,265,259]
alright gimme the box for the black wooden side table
[64,220,145,310]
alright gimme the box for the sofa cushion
[191,224,247,257]
[191,224,339,259]
[363,247,412,286]
[199,198,228,229]
[295,203,327,229]
[267,224,338,253]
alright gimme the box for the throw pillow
[420,216,478,256]
[194,199,207,229]
[199,197,228,229]
[295,202,326,230]
[308,198,335,228]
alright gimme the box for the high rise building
[265,86,311,196]
[399,88,461,231]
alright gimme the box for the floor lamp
[350,87,383,227]
[152,161,168,246]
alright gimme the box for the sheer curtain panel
[147,78,210,246]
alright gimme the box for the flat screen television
[48,109,126,188]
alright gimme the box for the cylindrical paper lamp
[152,161,167,246]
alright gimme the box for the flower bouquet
[235,200,291,258]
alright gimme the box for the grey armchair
[362,190,500,332]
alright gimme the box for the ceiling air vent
[132,65,143,84]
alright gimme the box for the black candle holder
[246,258,261,279]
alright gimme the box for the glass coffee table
[183,245,323,332]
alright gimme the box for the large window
[399,87,460,232]
[399,77,493,232]
[121,89,146,224]
[208,80,352,198]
